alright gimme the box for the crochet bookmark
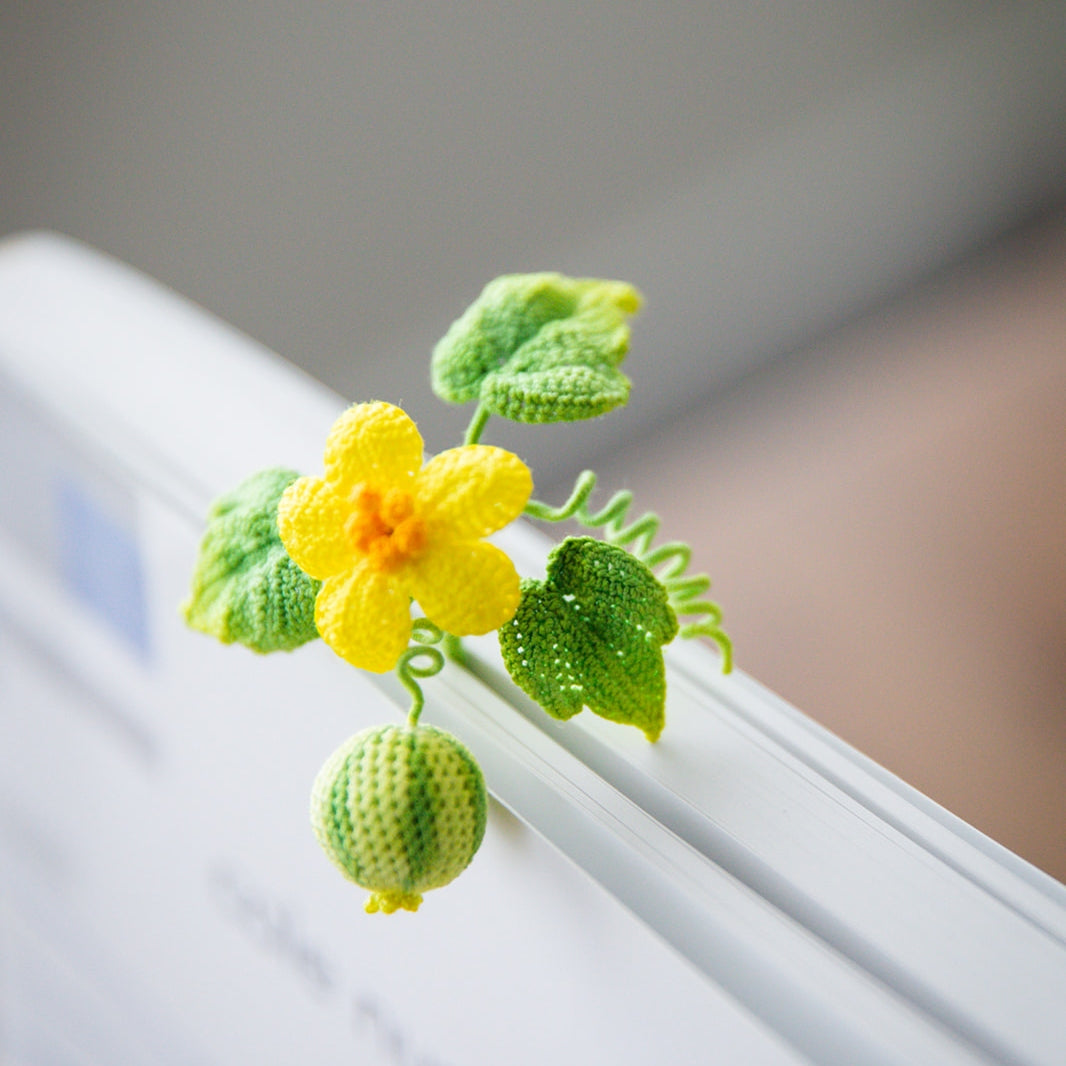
[183,272,730,912]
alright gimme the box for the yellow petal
[315,562,412,673]
[277,476,355,580]
[415,445,532,542]
[408,540,521,636]
[323,402,424,497]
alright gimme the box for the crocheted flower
[277,402,532,672]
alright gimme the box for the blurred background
[2,2,1064,878]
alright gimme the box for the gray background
[3,3,1065,479]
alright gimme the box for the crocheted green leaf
[182,468,321,653]
[431,273,641,423]
[499,537,678,741]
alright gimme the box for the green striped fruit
[311,723,488,913]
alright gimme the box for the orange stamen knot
[346,485,426,571]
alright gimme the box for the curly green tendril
[397,619,447,727]
[524,471,733,672]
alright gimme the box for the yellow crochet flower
[277,402,532,673]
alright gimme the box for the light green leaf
[431,273,641,423]
[182,468,321,653]
[498,537,678,741]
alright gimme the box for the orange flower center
[345,485,426,572]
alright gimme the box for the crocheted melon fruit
[311,723,488,913]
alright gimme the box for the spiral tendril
[398,619,447,726]
[525,471,732,671]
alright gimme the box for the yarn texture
[182,271,732,915]
[524,470,732,671]
[277,401,532,673]
[499,537,678,742]
[182,468,321,652]
[311,723,488,913]
[431,273,641,423]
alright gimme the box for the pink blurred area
[604,212,1066,881]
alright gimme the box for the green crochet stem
[524,471,733,672]
[397,619,446,727]
[463,402,492,446]
[441,632,467,666]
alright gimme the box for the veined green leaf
[182,468,321,653]
[431,273,641,424]
[499,537,677,741]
